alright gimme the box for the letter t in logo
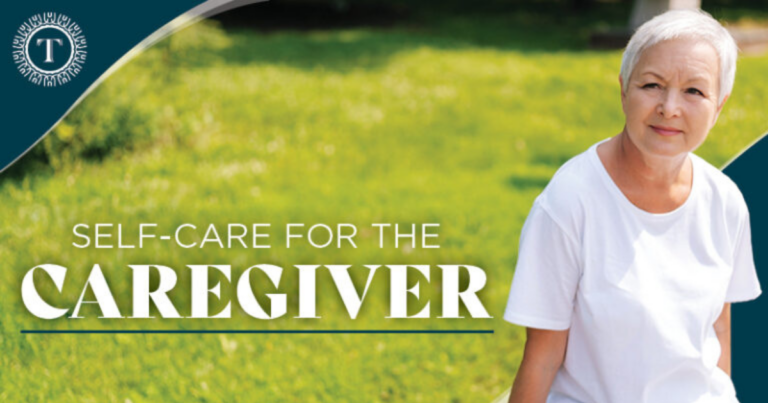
[36,38,63,63]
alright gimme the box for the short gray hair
[620,9,737,106]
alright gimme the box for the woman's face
[621,38,725,159]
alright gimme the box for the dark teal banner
[725,134,768,401]
[1,0,205,172]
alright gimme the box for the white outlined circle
[12,12,87,87]
[24,24,76,75]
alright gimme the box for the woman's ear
[712,94,730,127]
[619,75,627,112]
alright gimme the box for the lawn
[1,4,767,402]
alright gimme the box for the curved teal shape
[723,132,768,402]
[0,0,264,173]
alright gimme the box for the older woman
[503,9,761,403]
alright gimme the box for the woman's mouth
[650,125,683,136]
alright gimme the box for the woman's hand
[508,327,569,403]
[714,303,731,376]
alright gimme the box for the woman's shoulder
[541,143,601,197]
[533,146,601,233]
[691,153,748,209]
[691,153,750,226]
[542,151,595,198]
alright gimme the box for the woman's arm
[508,327,569,403]
[714,303,732,376]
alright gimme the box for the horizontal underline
[21,329,494,335]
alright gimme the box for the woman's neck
[596,128,694,213]
[615,129,690,190]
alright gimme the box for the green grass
[1,9,767,403]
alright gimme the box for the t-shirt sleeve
[726,210,762,303]
[504,201,582,330]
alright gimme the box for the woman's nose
[657,90,682,118]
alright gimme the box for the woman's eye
[641,83,659,89]
[686,88,704,96]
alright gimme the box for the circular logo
[12,12,87,87]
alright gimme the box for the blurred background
[1,0,767,401]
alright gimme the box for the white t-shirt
[504,140,762,403]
